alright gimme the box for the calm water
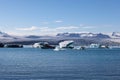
[0,48,120,80]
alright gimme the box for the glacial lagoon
[0,48,120,80]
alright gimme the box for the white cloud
[39,26,79,35]
[7,32,23,36]
[82,26,95,29]
[17,26,79,31]
[39,27,54,32]
[15,25,80,35]
[16,26,38,31]
[56,26,79,30]
[79,24,95,29]
[55,20,63,23]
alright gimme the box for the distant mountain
[112,32,120,37]
[93,33,110,38]
[56,32,110,38]
[0,31,120,45]
[25,35,41,38]
[0,31,16,43]
[0,31,11,37]
[57,32,80,37]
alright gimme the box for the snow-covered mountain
[112,32,120,37]
[56,32,110,38]
[0,31,117,39]
[0,31,120,45]
[0,31,11,37]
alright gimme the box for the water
[0,48,120,80]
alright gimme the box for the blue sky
[0,0,120,35]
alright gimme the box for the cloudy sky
[0,0,120,35]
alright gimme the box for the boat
[33,42,55,49]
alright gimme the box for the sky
[0,0,120,35]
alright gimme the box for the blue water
[0,48,120,80]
